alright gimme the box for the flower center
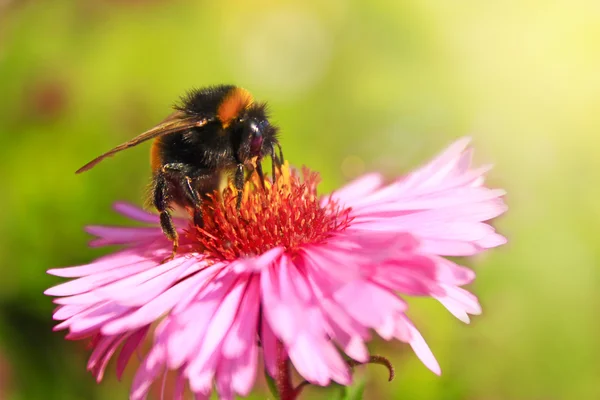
[185,164,352,261]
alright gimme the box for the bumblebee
[77,85,283,258]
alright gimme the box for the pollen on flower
[186,163,352,261]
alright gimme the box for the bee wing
[76,112,211,174]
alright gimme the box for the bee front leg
[276,142,284,166]
[153,172,178,262]
[234,163,244,210]
[255,160,266,189]
[270,143,284,183]
[184,176,205,228]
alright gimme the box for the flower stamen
[186,164,353,262]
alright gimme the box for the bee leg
[276,142,284,166]
[182,175,206,228]
[192,207,204,228]
[234,163,244,210]
[255,160,266,189]
[271,143,284,182]
[153,172,178,262]
[270,145,277,182]
[162,163,205,227]
[190,172,222,227]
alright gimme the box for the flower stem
[276,341,295,400]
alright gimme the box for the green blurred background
[1,0,599,399]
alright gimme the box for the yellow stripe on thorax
[217,87,254,128]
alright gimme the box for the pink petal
[53,304,90,321]
[214,341,258,398]
[113,202,160,223]
[263,257,329,348]
[232,247,284,273]
[45,258,164,297]
[86,226,165,247]
[287,333,350,386]
[215,360,234,400]
[287,333,331,385]
[333,281,407,330]
[54,292,103,306]
[46,250,148,279]
[346,230,420,253]
[397,137,472,191]
[130,342,166,400]
[373,256,440,296]
[116,326,150,380]
[433,257,475,285]
[436,296,471,323]
[61,302,130,334]
[409,222,495,242]
[261,317,278,378]
[191,280,247,368]
[101,267,208,335]
[476,232,507,248]
[167,274,237,369]
[300,245,363,283]
[230,341,258,395]
[193,392,210,400]
[407,328,441,375]
[436,285,481,317]
[260,265,295,343]
[353,188,506,214]
[87,334,123,382]
[352,200,506,226]
[185,349,219,394]
[323,172,384,206]
[171,264,228,315]
[326,317,369,362]
[394,316,441,375]
[94,259,196,307]
[303,266,370,341]
[221,276,260,358]
[91,258,191,305]
[419,239,480,256]
[279,256,313,303]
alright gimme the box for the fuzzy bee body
[77,84,282,259]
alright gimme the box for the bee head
[236,103,279,162]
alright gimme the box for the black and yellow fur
[77,84,283,259]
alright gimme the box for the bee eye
[249,121,260,134]
[258,120,269,130]
[248,120,264,153]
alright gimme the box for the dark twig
[291,354,395,399]
[347,355,395,382]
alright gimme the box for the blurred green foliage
[1,0,599,399]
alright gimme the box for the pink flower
[46,137,506,400]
